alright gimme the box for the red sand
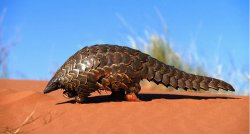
[0,79,249,134]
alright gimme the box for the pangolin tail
[143,57,235,92]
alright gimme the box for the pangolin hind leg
[109,81,126,101]
[110,89,126,101]
[109,82,141,102]
[124,83,141,102]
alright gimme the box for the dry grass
[1,105,37,134]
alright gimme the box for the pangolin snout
[43,81,59,94]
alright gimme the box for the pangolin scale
[44,44,235,103]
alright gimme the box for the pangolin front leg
[63,90,77,98]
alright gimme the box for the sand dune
[0,79,248,134]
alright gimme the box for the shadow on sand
[56,93,238,105]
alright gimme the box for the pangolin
[43,44,235,103]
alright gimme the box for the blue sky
[1,0,249,93]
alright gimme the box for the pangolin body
[44,44,235,103]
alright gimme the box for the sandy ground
[0,79,248,134]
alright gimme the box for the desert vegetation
[128,32,249,95]
[0,8,17,78]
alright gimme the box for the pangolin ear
[43,78,60,94]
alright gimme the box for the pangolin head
[43,77,61,94]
